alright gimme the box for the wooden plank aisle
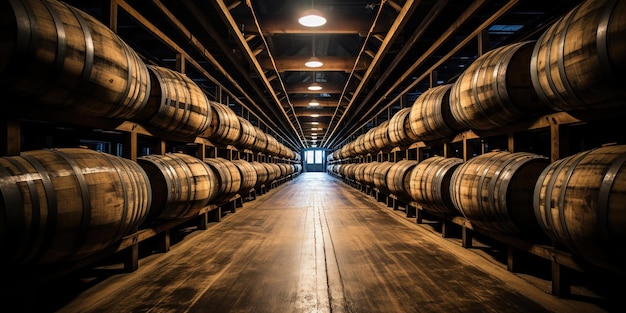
[47,172,606,313]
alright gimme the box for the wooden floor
[5,172,618,312]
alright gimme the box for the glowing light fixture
[311,122,319,125]
[311,114,320,117]
[307,83,322,91]
[298,10,326,27]
[311,128,318,130]
[309,100,320,106]
[305,56,323,68]
[312,136,318,140]
[311,133,317,136]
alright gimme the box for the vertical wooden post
[507,133,515,152]
[551,259,571,297]
[478,28,489,56]
[122,131,138,161]
[1,120,21,156]
[157,230,171,253]
[507,246,520,272]
[550,123,570,163]
[461,226,473,248]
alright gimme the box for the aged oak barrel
[251,126,269,153]
[264,162,282,183]
[0,148,151,264]
[534,145,626,273]
[409,84,462,142]
[386,160,418,202]
[201,101,241,145]
[372,120,392,152]
[265,134,281,157]
[409,156,463,217]
[235,117,257,150]
[232,159,258,195]
[450,41,548,132]
[388,107,419,147]
[137,153,217,221]
[362,162,381,187]
[134,65,212,138]
[353,134,368,156]
[363,127,380,155]
[530,0,626,111]
[373,161,395,195]
[249,161,269,188]
[353,163,368,184]
[450,151,549,238]
[0,0,150,119]
[204,157,242,205]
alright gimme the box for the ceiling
[65,0,582,153]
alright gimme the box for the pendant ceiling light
[309,99,320,106]
[305,56,323,68]
[298,9,326,27]
[308,71,322,90]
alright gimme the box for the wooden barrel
[450,41,548,132]
[409,84,463,142]
[249,161,269,188]
[232,159,258,195]
[265,134,281,156]
[341,141,356,159]
[450,151,549,238]
[362,162,381,186]
[276,163,290,177]
[363,127,379,155]
[200,101,241,145]
[353,134,367,156]
[263,162,282,183]
[386,160,418,201]
[251,126,268,153]
[137,153,216,220]
[373,161,394,195]
[533,145,626,273]
[531,0,626,111]
[388,107,419,147]
[235,117,257,150]
[354,163,368,184]
[0,148,151,264]
[409,156,463,217]
[373,120,392,152]
[204,157,242,204]
[341,163,358,179]
[0,0,150,119]
[133,65,212,138]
